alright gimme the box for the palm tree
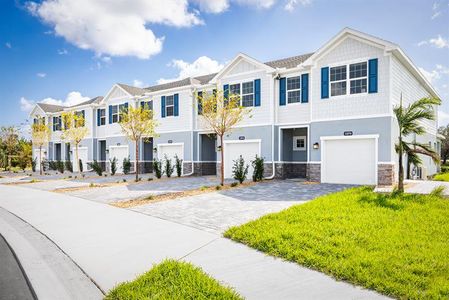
[393,95,441,192]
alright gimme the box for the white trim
[320,134,379,185]
[109,144,129,149]
[277,125,310,162]
[311,113,392,123]
[101,84,133,104]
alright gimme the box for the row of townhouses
[30,28,441,186]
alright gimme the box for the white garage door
[109,145,129,174]
[321,136,378,185]
[224,140,261,178]
[158,143,184,173]
[73,147,88,172]
[33,148,46,172]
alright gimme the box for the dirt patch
[111,181,257,208]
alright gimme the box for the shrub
[87,160,103,176]
[231,182,238,187]
[147,177,153,181]
[251,155,264,182]
[42,159,49,171]
[430,185,446,198]
[109,157,117,176]
[48,160,57,171]
[65,160,73,173]
[79,159,83,173]
[175,154,183,177]
[31,157,37,172]
[18,158,28,171]
[215,185,221,190]
[232,155,248,184]
[57,160,65,173]
[123,156,131,175]
[164,155,174,178]
[153,159,163,179]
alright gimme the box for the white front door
[321,135,378,185]
[73,147,88,172]
[224,140,261,178]
[109,145,129,174]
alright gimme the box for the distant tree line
[0,126,32,171]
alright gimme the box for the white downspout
[265,70,280,180]
[183,87,196,176]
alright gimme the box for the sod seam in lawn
[104,259,242,300]
[224,187,449,299]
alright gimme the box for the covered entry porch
[277,125,309,179]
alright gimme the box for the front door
[55,143,61,161]
[143,138,153,173]
[99,140,106,171]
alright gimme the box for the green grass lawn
[104,259,242,300]
[433,172,449,182]
[224,187,449,299]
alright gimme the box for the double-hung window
[141,101,153,111]
[330,61,368,97]
[111,105,119,123]
[330,65,347,96]
[74,111,85,127]
[98,109,106,126]
[53,116,62,131]
[165,95,174,117]
[229,81,254,107]
[287,76,301,103]
[118,104,128,122]
[349,62,367,94]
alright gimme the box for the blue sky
[1,0,448,135]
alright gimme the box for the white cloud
[431,11,441,19]
[57,49,68,55]
[191,0,229,13]
[133,79,145,88]
[20,91,90,112]
[5,42,11,48]
[26,0,203,59]
[36,72,47,78]
[157,56,224,84]
[439,110,449,126]
[284,0,311,11]
[419,35,449,49]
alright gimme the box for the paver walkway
[375,179,449,195]
[0,184,386,299]
[133,181,350,233]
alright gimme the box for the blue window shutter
[124,102,128,113]
[108,105,112,124]
[97,109,100,126]
[254,79,261,106]
[52,117,56,131]
[279,77,286,106]
[223,84,229,100]
[140,101,144,110]
[368,58,378,93]
[174,93,179,116]
[161,96,166,118]
[321,67,329,99]
[197,91,203,115]
[301,74,309,103]
[149,101,153,111]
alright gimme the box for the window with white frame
[165,95,174,117]
[111,105,119,123]
[349,62,367,94]
[118,104,127,122]
[287,76,301,103]
[74,111,85,127]
[330,61,368,97]
[53,116,62,131]
[229,81,254,107]
[293,136,306,151]
[99,109,106,126]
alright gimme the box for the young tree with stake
[197,89,252,186]
[118,103,158,182]
[61,111,88,175]
[31,123,50,175]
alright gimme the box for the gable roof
[116,83,147,96]
[67,96,103,108]
[36,103,64,113]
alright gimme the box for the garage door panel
[73,147,88,173]
[224,141,260,179]
[322,138,376,185]
[158,144,184,174]
[109,146,129,174]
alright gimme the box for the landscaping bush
[87,160,103,176]
[175,154,183,177]
[57,160,65,173]
[65,160,73,173]
[31,157,37,172]
[123,157,131,175]
[232,155,248,184]
[164,155,174,178]
[251,155,264,182]
[109,157,117,175]
[48,160,57,171]
[42,159,49,171]
[153,159,163,179]
[231,182,238,187]
[79,159,83,172]
[18,157,28,171]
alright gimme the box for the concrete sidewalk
[0,185,387,299]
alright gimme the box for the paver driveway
[132,180,352,233]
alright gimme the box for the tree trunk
[75,143,80,175]
[39,145,43,175]
[220,134,224,186]
[398,137,404,193]
[135,139,139,182]
[406,156,410,179]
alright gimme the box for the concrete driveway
[0,184,385,299]
[132,180,351,233]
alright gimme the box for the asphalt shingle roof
[264,53,314,69]
[117,83,147,96]
[36,103,65,113]
[68,96,104,108]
